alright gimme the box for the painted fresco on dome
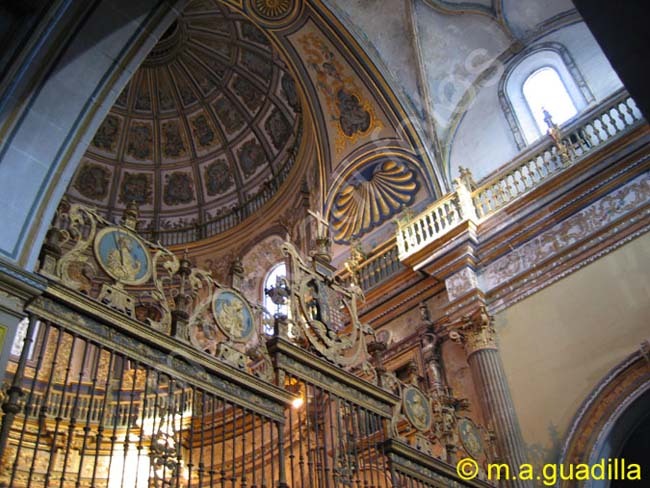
[330,160,419,243]
[126,122,153,160]
[281,73,301,113]
[296,30,384,155]
[214,98,245,135]
[172,66,198,106]
[161,121,187,159]
[240,21,270,46]
[193,33,233,59]
[190,113,218,148]
[265,108,292,150]
[238,139,266,178]
[182,55,220,95]
[134,74,152,111]
[157,82,176,111]
[119,172,152,206]
[115,85,129,108]
[92,115,120,152]
[73,163,110,200]
[163,172,195,206]
[233,75,264,112]
[66,0,303,241]
[205,160,234,195]
[241,49,273,82]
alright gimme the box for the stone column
[461,306,531,487]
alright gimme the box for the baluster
[424,213,434,239]
[418,216,428,243]
[583,123,598,147]
[627,97,642,120]
[435,206,445,231]
[601,113,616,136]
[609,106,625,131]
[520,165,533,190]
[593,118,608,143]
[448,200,459,225]
[473,194,484,219]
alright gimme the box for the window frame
[499,43,594,149]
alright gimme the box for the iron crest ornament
[282,242,375,367]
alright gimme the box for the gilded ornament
[282,242,374,367]
[331,160,419,243]
[248,0,298,25]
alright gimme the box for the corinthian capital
[460,305,497,356]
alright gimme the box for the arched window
[500,45,594,148]
[523,67,577,133]
[263,262,289,322]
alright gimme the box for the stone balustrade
[397,91,644,260]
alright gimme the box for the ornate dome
[67,0,302,243]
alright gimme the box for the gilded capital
[460,306,497,356]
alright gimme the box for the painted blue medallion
[95,227,151,285]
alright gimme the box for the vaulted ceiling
[66,0,302,233]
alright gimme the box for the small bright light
[291,396,304,409]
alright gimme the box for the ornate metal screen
[0,202,491,488]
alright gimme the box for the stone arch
[0,0,188,269]
[558,347,650,487]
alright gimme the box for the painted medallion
[212,290,255,342]
[458,418,484,459]
[95,227,152,285]
[403,385,432,432]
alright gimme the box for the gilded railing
[397,91,644,259]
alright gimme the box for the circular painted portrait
[458,418,484,459]
[403,385,432,432]
[212,290,255,342]
[95,227,152,285]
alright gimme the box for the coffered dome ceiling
[67,0,302,238]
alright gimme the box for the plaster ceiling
[66,0,302,235]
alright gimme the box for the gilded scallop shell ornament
[331,160,418,242]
